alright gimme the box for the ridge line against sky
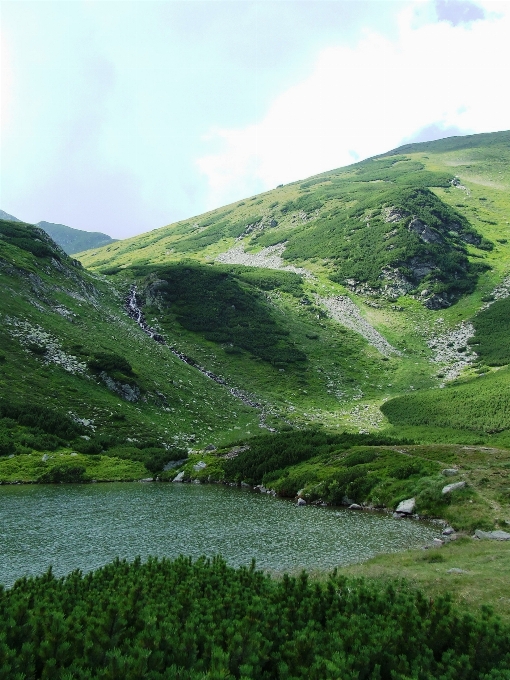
[1,0,509,239]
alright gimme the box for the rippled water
[0,483,440,586]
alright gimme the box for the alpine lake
[0,482,442,587]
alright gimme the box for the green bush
[0,435,15,457]
[2,556,509,678]
[381,367,510,434]
[470,297,510,366]
[223,430,409,484]
[0,400,84,440]
[87,352,133,375]
[38,464,87,484]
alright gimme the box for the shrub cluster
[0,400,85,455]
[380,368,510,435]
[222,430,410,485]
[469,297,510,366]
[136,263,306,366]
[0,219,61,260]
[2,556,509,679]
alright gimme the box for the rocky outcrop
[382,206,408,223]
[99,372,140,402]
[408,218,443,244]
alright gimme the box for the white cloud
[197,2,510,209]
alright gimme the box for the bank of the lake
[0,481,441,587]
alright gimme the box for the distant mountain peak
[0,210,22,222]
[36,221,117,255]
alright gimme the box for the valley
[1,130,510,613]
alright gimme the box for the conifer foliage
[1,556,509,679]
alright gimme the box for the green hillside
[37,220,117,254]
[1,132,510,523]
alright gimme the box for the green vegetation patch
[136,263,307,365]
[469,297,510,366]
[222,429,411,485]
[0,219,63,260]
[381,368,510,434]
[2,555,510,679]
[0,451,150,483]
[283,186,489,303]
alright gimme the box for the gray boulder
[442,481,466,495]
[172,471,185,482]
[395,498,416,514]
[348,503,363,511]
[297,498,307,506]
[442,469,459,476]
[474,529,510,541]
[193,461,207,471]
[442,526,455,536]
[447,568,469,574]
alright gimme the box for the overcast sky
[1,0,509,238]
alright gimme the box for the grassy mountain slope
[37,220,117,255]
[77,130,510,438]
[0,219,264,467]
[2,132,510,512]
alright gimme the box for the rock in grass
[395,498,416,514]
[172,471,185,482]
[442,468,459,476]
[474,529,510,541]
[448,568,469,574]
[442,481,466,495]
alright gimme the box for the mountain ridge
[0,210,117,254]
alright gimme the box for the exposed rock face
[395,498,416,514]
[378,267,415,299]
[423,292,455,310]
[408,257,437,281]
[382,206,408,223]
[462,232,481,246]
[99,372,140,402]
[408,218,443,244]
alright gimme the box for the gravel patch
[215,244,313,278]
[318,296,400,357]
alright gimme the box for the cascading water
[125,285,271,420]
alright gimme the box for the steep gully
[126,285,274,426]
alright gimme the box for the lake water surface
[0,482,441,586]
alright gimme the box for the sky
[1,0,509,239]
